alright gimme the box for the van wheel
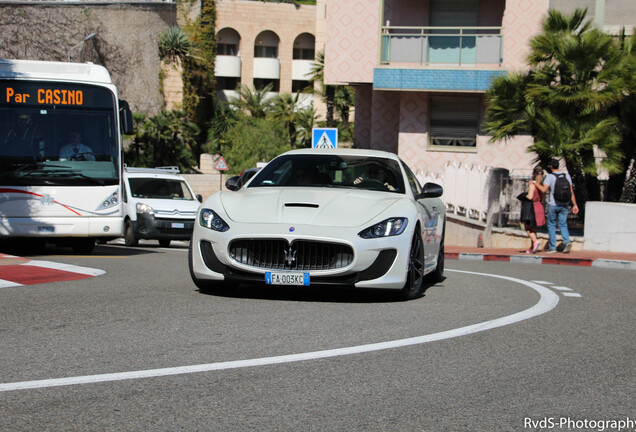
[124,221,138,247]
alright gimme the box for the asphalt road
[0,241,634,431]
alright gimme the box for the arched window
[217,28,240,56]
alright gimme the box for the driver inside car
[354,163,396,191]
[59,131,95,161]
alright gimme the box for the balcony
[215,55,241,78]
[292,59,314,81]
[253,57,280,80]
[380,26,502,66]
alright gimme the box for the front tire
[399,229,425,301]
[124,220,138,247]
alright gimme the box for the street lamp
[67,33,97,62]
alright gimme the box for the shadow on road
[197,278,445,304]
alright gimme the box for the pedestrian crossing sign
[312,128,338,149]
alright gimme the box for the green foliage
[124,110,199,172]
[158,26,191,64]
[222,116,291,175]
[228,84,274,118]
[485,8,635,204]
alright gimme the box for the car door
[402,162,442,272]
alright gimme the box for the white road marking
[23,260,105,276]
[0,269,560,392]
[532,280,553,285]
[562,292,582,298]
[0,279,22,288]
[551,286,573,291]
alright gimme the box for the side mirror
[418,182,443,199]
[196,194,203,203]
[225,176,241,191]
[119,99,134,135]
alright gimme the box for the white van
[122,166,202,247]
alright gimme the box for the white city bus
[0,59,133,253]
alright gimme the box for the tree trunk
[620,158,636,203]
[326,86,335,127]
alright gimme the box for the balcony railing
[381,26,502,66]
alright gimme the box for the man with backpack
[537,159,579,253]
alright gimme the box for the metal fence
[417,163,587,231]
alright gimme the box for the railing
[381,26,502,66]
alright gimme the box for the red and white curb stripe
[445,252,636,271]
[0,255,104,288]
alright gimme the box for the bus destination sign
[0,81,113,109]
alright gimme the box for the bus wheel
[124,221,138,247]
[72,238,95,254]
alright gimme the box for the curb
[445,252,636,271]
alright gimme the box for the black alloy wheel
[400,229,425,301]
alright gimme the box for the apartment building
[215,0,317,109]
[318,0,635,176]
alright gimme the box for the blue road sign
[312,128,338,149]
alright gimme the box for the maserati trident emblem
[284,246,297,268]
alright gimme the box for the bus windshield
[0,81,120,186]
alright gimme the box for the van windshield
[129,178,194,200]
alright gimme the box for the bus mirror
[119,99,134,135]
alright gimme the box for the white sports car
[189,148,445,300]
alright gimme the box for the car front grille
[228,239,354,271]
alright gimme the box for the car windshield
[129,178,194,200]
[248,154,405,193]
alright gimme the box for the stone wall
[0,1,177,114]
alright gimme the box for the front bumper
[190,221,413,289]
[133,213,194,241]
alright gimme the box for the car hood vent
[284,203,319,208]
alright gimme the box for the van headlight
[136,202,154,214]
[199,208,230,232]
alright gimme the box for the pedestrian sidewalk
[446,246,636,270]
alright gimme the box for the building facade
[319,0,635,178]
[215,0,317,109]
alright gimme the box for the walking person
[520,166,546,254]
[536,159,579,253]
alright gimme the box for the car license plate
[171,222,185,229]
[265,271,310,286]
[37,225,55,233]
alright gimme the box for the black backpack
[553,173,571,205]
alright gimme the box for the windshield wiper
[13,162,72,172]
[46,171,106,185]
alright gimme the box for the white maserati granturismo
[188,148,445,300]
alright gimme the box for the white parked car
[122,166,201,247]
[189,149,445,300]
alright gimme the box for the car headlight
[358,217,408,239]
[199,208,230,232]
[136,202,154,214]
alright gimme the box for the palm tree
[158,26,191,64]
[485,8,628,209]
[295,106,319,148]
[228,84,273,118]
[308,50,335,126]
[270,92,302,148]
